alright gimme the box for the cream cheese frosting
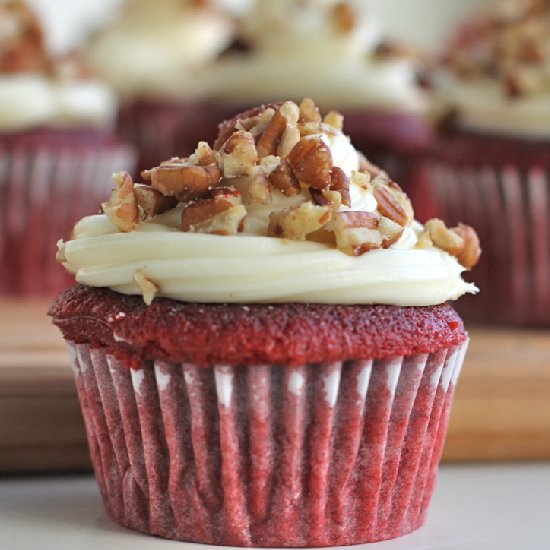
[59,101,478,305]
[86,0,234,101]
[199,0,426,112]
[0,74,117,131]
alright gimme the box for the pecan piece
[453,223,481,270]
[270,160,301,196]
[329,166,351,206]
[325,211,382,256]
[268,202,332,240]
[143,163,221,200]
[299,97,322,123]
[219,130,258,177]
[134,184,178,219]
[256,109,287,157]
[323,110,344,131]
[189,141,216,166]
[102,171,139,232]
[181,187,246,235]
[134,269,159,306]
[425,218,464,257]
[373,186,411,227]
[287,137,333,190]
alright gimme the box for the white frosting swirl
[200,0,426,111]
[86,0,233,101]
[441,77,550,139]
[59,124,476,305]
[0,74,117,131]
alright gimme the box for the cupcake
[199,0,432,188]
[0,0,135,296]
[86,0,234,174]
[428,0,550,325]
[50,99,480,546]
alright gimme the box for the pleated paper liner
[68,340,468,547]
[0,140,135,296]
[427,132,550,326]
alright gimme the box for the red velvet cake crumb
[49,285,467,367]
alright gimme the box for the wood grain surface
[0,299,549,472]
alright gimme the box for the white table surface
[1,464,549,550]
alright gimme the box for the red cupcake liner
[0,141,135,296]
[67,339,468,547]
[117,100,226,174]
[427,135,550,325]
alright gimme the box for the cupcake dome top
[0,0,117,131]
[58,99,480,306]
[439,0,550,137]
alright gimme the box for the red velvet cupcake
[86,0,235,175]
[50,99,480,546]
[0,1,135,296]
[427,0,550,325]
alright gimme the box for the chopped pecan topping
[268,202,332,240]
[219,130,258,177]
[270,160,301,196]
[102,171,139,232]
[379,216,404,248]
[134,269,159,306]
[287,137,333,189]
[425,218,481,269]
[134,184,178,219]
[181,187,246,235]
[143,162,221,200]
[246,172,272,205]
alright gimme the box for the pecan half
[102,171,139,232]
[143,163,221,200]
[181,187,246,235]
[287,137,333,190]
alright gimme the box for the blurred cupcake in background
[87,0,235,174]
[428,0,550,325]
[0,0,134,296]
[199,0,432,189]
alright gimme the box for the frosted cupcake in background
[429,0,550,325]
[199,0,432,189]
[0,0,134,295]
[86,0,234,174]
[50,98,480,546]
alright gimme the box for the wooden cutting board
[1,299,549,473]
